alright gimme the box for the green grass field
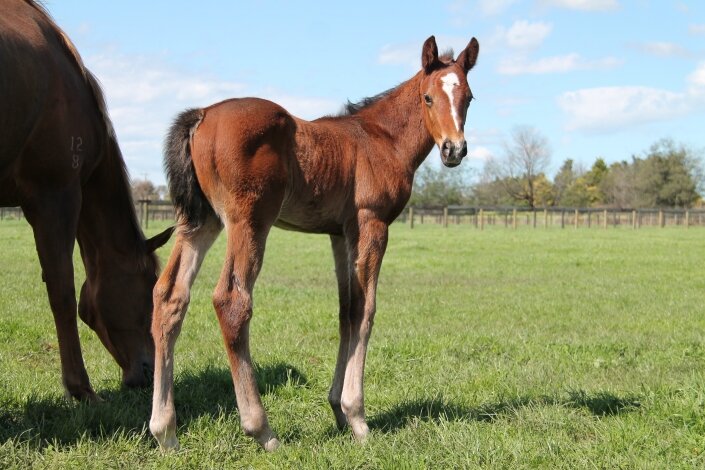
[1,219,704,468]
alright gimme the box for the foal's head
[419,35,479,167]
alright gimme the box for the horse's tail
[164,108,216,230]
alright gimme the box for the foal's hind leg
[328,234,351,429]
[23,190,97,401]
[149,217,221,451]
[212,218,279,452]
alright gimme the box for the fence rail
[403,206,705,229]
[3,203,705,229]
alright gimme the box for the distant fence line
[2,203,705,229]
[403,206,705,229]
[133,202,705,229]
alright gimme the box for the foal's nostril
[459,141,468,158]
[441,140,452,157]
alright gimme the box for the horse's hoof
[65,387,102,403]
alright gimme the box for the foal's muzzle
[440,139,467,167]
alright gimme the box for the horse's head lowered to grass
[78,227,173,388]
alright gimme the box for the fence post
[138,199,145,227]
[603,209,608,229]
[658,209,664,228]
[560,210,565,229]
[587,210,592,228]
[685,210,690,229]
[479,209,484,231]
[443,207,448,228]
[532,210,537,228]
[142,200,150,229]
[574,209,579,229]
[512,209,517,229]
[409,207,414,229]
[632,210,637,229]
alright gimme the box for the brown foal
[1,1,172,401]
[150,35,479,450]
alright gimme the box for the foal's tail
[163,108,217,230]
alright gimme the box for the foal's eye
[423,94,433,106]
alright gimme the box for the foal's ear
[456,37,479,74]
[421,35,440,72]
[146,226,174,252]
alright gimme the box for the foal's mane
[339,50,455,117]
[25,1,155,268]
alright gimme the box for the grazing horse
[0,1,172,401]
[150,35,479,450]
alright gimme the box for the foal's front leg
[340,215,389,441]
[329,234,351,429]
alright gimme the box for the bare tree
[484,126,551,208]
[131,178,156,201]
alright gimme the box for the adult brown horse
[0,1,172,401]
[150,35,479,450]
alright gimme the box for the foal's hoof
[254,429,280,452]
[150,420,180,452]
[154,433,180,452]
[261,436,280,453]
[351,422,370,444]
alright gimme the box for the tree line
[410,127,704,209]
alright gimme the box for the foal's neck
[356,72,435,172]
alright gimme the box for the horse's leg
[341,216,388,441]
[23,190,96,401]
[328,234,351,429]
[149,217,221,451]
[212,218,279,452]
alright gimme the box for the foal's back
[190,97,409,234]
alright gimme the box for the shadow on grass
[368,390,641,433]
[0,362,307,448]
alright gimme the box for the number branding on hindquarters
[71,136,83,169]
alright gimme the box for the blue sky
[47,0,705,184]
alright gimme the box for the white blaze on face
[441,72,461,132]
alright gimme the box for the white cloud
[558,86,689,132]
[690,24,705,35]
[447,0,517,26]
[502,20,553,50]
[688,63,705,96]
[378,43,419,69]
[85,51,337,182]
[632,41,690,58]
[477,0,518,16]
[558,63,705,134]
[498,53,621,75]
[467,145,494,160]
[90,54,245,105]
[540,0,619,11]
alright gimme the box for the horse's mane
[24,1,155,267]
[339,49,455,117]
